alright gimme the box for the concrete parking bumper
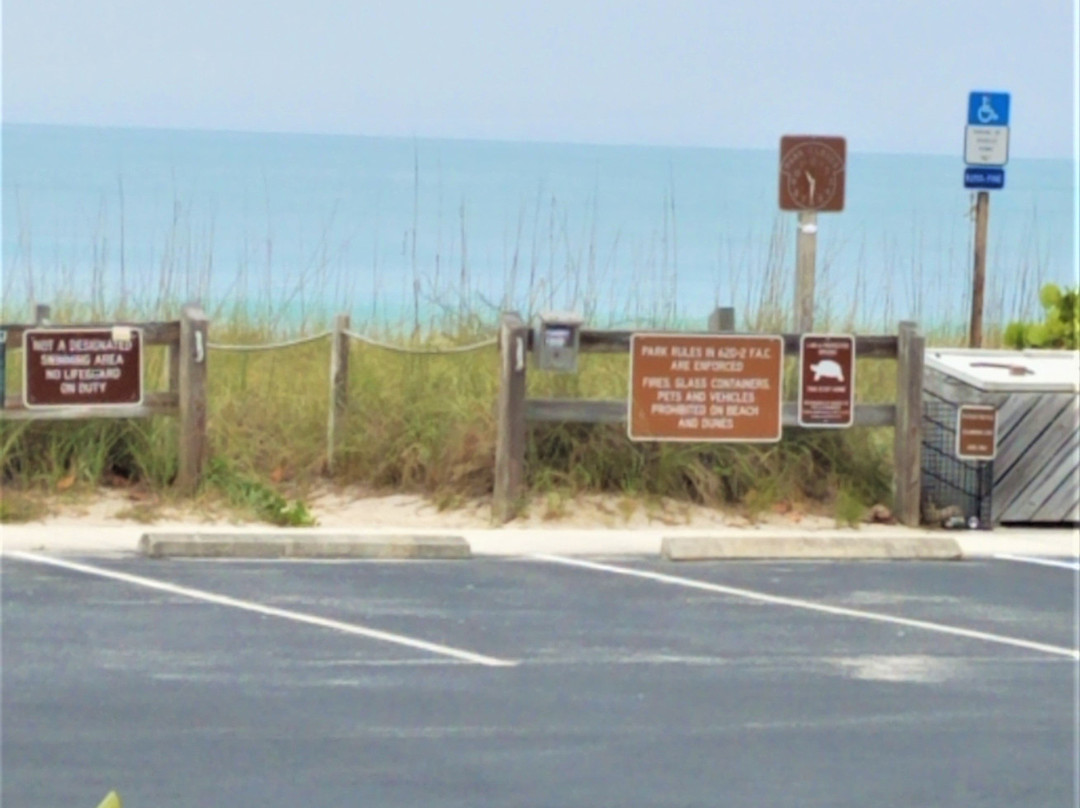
[138,532,471,560]
[661,533,964,561]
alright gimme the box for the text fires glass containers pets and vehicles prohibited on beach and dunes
[798,334,855,428]
[23,327,144,408]
[956,405,998,461]
[628,334,784,442]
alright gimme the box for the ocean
[2,123,1075,332]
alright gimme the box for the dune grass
[0,195,1040,524]
[2,293,971,526]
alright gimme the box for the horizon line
[4,119,1074,162]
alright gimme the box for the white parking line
[534,555,1080,661]
[7,552,518,668]
[995,554,1080,572]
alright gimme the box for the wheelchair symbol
[976,96,999,124]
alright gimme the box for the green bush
[1004,284,1079,350]
[205,457,316,527]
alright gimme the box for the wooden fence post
[167,338,181,394]
[708,306,736,332]
[894,320,925,526]
[34,304,51,325]
[796,211,817,334]
[969,191,989,348]
[326,313,350,474]
[176,304,209,495]
[493,312,528,523]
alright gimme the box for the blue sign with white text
[968,92,1010,126]
[964,167,1005,190]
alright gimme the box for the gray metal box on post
[921,348,1080,526]
[533,311,584,373]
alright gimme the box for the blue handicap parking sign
[968,92,1010,126]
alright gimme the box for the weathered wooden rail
[0,304,209,494]
[494,312,925,526]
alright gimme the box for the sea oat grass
[0,293,1007,522]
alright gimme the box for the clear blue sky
[2,0,1076,157]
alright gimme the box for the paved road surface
[2,553,1077,807]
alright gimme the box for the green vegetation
[1004,284,1079,350]
[833,486,867,528]
[205,457,316,527]
[2,299,915,526]
[2,227,1057,525]
[0,486,48,523]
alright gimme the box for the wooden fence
[2,304,927,524]
[493,311,925,526]
[0,304,209,494]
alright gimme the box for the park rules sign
[628,334,783,442]
[24,327,144,408]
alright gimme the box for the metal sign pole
[969,190,990,348]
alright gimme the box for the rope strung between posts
[207,331,331,352]
[206,330,497,354]
[343,330,497,354]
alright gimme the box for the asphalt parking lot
[2,552,1077,808]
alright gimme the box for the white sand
[6,484,842,531]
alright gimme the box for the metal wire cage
[921,392,993,528]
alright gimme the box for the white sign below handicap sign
[965,126,1009,166]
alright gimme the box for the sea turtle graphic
[810,359,844,383]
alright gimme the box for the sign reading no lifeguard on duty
[23,327,144,408]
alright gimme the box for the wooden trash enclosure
[922,348,1080,525]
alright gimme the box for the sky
[1,0,1077,157]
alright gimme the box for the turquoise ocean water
[2,123,1075,331]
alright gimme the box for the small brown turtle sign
[956,405,997,461]
[628,333,784,442]
[798,334,855,428]
[24,327,143,408]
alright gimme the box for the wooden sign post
[969,191,990,348]
[0,329,6,408]
[779,136,846,334]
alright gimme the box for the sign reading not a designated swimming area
[23,327,144,408]
[628,334,784,442]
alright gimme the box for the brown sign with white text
[798,334,855,427]
[628,334,783,442]
[956,405,997,460]
[24,328,143,408]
